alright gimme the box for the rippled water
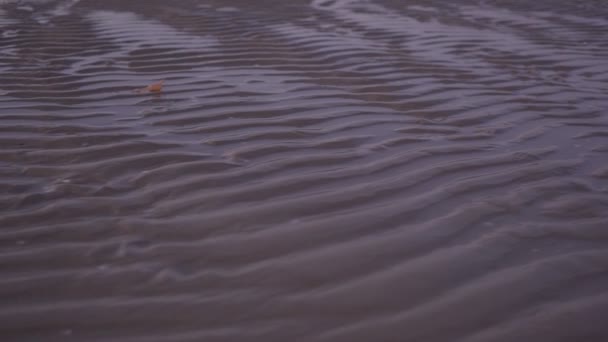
[1,0,608,341]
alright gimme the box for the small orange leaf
[146,80,164,92]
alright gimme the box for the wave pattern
[1,0,608,341]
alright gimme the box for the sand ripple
[1,0,608,341]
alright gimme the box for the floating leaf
[134,80,164,94]
[146,80,164,92]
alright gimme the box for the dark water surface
[1,0,608,341]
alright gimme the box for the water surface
[1,0,608,341]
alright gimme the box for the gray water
[1,0,608,341]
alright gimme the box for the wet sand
[1,0,608,341]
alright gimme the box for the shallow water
[1,0,608,341]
